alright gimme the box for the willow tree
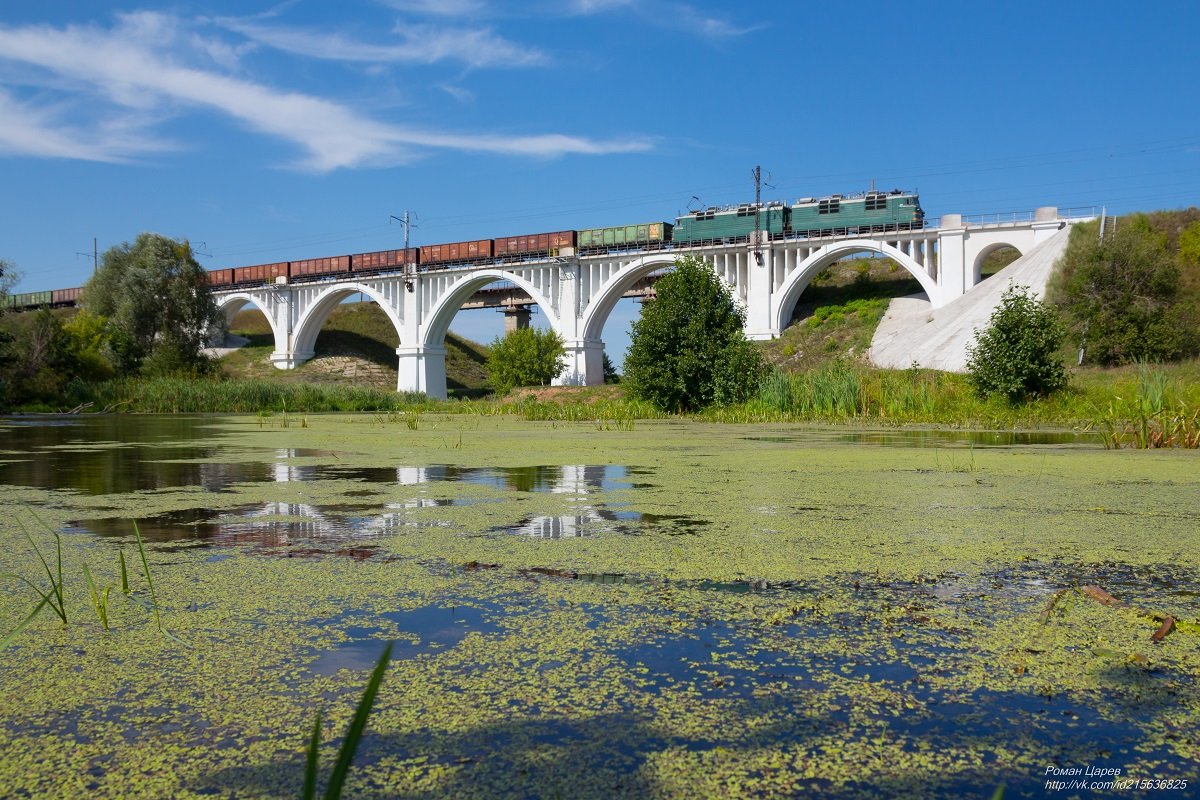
[82,233,222,375]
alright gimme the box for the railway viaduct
[213,206,1085,399]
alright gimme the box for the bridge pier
[502,305,532,334]
[744,234,776,340]
[396,345,447,398]
[555,338,605,387]
[270,349,313,369]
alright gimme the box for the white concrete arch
[771,241,938,332]
[216,293,283,350]
[580,253,738,341]
[971,242,1024,284]
[292,283,404,357]
[421,269,561,347]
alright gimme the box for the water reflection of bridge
[222,455,635,542]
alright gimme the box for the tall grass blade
[82,563,111,631]
[119,550,130,595]
[16,518,67,623]
[132,521,161,631]
[303,711,323,800]
[324,641,393,799]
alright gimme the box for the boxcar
[51,287,82,306]
[494,231,575,259]
[577,222,672,251]
[233,261,290,286]
[351,248,418,275]
[672,203,788,245]
[207,269,234,288]
[789,191,923,237]
[290,256,350,280]
[8,290,53,310]
[419,240,493,266]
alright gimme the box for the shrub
[486,326,566,395]
[966,284,1067,403]
[623,255,766,412]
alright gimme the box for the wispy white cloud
[0,13,648,171]
[671,4,764,38]
[567,0,761,39]
[377,0,488,16]
[217,16,545,68]
[569,0,636,13]
[0,88,172,163]
[439,84,475,104]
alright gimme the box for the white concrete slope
[868,226,1072,372]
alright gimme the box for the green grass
[224,303,491,397]
[760,257,922,372]
[71,376,431,413]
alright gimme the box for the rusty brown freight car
[493,231,575,258]
[290,256,351,279]
[233,262,289,286]
[51,287,82,306]
[419,240,492,266]
[207,269,234,288]
[351,248,418,275]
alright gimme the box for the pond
[0,414,1197,798]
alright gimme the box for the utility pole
[390,211,418,275]
[77,238,99,274]
[751,165,763,265]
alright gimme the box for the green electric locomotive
[671,191,923,245]
[790,190,923,237]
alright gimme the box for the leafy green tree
[1180,220,1200,267]
[487,326,566,395]
[82,233,222,375]
[623,255,766,412]
[1048,216,1196,364]
[966,284,1067,403]
[0,259,19,404]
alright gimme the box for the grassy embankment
[221,303,491,397]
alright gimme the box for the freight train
[4,189,922,309]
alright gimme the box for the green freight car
[789,191,923,237]
[577,221,673,251]
[672,203,788,245]
[5,290,53,311]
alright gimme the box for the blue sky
[2,1,1199,365]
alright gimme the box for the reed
[1091,364,1200,448]
[131,521,162,631]
[303,641,393,800]
[75,377,429,413]
[119,550,130,595]
[13,518,67,624]
[2,516,68,647]
[82,563,113,631]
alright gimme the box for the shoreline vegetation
[11,358,1200,448]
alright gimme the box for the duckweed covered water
[1,414,1198,798]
